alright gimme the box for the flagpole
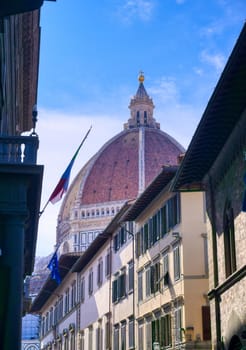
[39,126,92,217]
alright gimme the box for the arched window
[136,111,140,125]
[144,111,147,124]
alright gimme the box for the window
[41,316,45,337]
[54,302,58,325]
[120,226,127,246]
[73,233,79,251]
[168,194,181,229]
[118,272,126,298]
[138,323,144,350]
[144,111,147,124]
[89,326,93,349]
[173,245,181,281]
[146,320,152,350]
[112,271,126,302]
[58,296,63,320]
[152,213,160,244]
[136,195,181,257]
[56,296,63,320]
[128,317,134,349]
[70,331,76,350]
[80,232,87,251]
[65,289,70,314]
[96,322,103,350]
[161,205,168,237]
[49,307,53,329]
[128,261,134,293]
[138,270,143,302]
[136,111,140,125]
[71,281,76,308]
[135,231,141,257]
[151,319,160,346]
[88,269,93,295]
[145,266,151,298]
[143,223,149,252]
[64,334,68,350]
[152,315,172,348]
[114,227,127,252]
[113,325,119,350]
[97,258,103,286]
[223,201,236,277]
[105,249,111,277]
[148,217,153,247]
[45,312,49,333]
[105,316,111,349]
[174,308,182,343]
[150,261,160,294]
[163,252,169,287]
[80,276,85,302]
[161,314,172,347]
[121,322,126,350]
[112,279,118,303]
[79,331,85,350]
[88,232,94,244]
[114,233,119,252]
[128,221,134,238]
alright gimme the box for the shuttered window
[173,245,181,281]
[138,270,143,302]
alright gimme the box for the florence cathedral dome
[56,74,185,253]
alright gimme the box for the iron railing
[0,135,39,164]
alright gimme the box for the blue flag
[47,251,61,284]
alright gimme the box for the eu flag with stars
[47,251,61,284]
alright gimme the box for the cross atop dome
[124,72,160,130]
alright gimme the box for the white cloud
[200,50,225,71]
[193,67,204,76]
[148,76,203,148]
[148,77,179,104]
[116,0,155,23]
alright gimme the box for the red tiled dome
[58,75,185,230]
[79,127,183,205]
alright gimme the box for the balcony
[0,135,39,164]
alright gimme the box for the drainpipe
[208,175,221,350]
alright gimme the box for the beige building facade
[32,166,211,350]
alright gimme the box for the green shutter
[112,279,118,302]
[161,205,167,236]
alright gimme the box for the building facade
[0,7,43,350]
[32,166,210,350]
[172,24,246,350]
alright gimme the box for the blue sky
[36,0,246,256]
